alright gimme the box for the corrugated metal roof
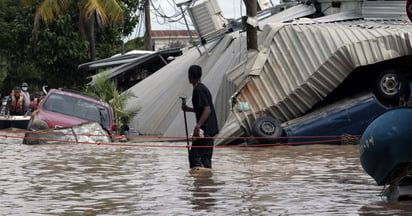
[123,3,412,145]
[124,32,248,137]
[259,4,316,27]
[124,4,320,138]
[78,51,154,71]
[362,1,408,20]
[227,20,412,143]
[151,30,198,38]
[87,49,182,85]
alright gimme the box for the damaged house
[117,0,412,145]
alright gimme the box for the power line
[150,0,195,26]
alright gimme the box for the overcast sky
[126,0,280,40]
[150,0,245,30]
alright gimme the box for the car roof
[45,88,112,109]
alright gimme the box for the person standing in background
[21,82,31,110]
[0,96,10,116]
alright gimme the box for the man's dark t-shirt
[192,83,218,136]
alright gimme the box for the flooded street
[1,142,412,215]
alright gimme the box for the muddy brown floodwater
[1,142,412,215]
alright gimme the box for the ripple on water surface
[1,142,412,215]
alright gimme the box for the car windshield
[43,93,111,128]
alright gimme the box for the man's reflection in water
[188,168,221,211]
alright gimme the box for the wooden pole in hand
[180,97,191,165]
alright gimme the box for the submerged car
[249,83,412,145]
[25,122,113,145]
[27,88,115,134]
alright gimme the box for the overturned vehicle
[124,0,412,145]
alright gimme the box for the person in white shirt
[21,82,31,111]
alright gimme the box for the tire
[251,116,283,143]
[375,69,406,101]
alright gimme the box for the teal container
[360,107,412,186]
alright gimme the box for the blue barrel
[360,107,412,186]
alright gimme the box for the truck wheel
[251,116,283,143]
[376,69,406,101]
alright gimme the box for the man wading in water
[182,65,218,169]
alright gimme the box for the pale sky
[150,0,245,30]
[126,0,280,40]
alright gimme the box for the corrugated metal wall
[125,2,412,144]
[231,20,412,136]
[362,1,408,20]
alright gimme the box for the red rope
[0,129,361,140]
[0,131,361,148]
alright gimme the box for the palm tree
[84,71,140,135]
[21,0,124,60]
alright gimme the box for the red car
[28,88,115,134]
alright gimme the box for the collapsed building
[120,0,412,145]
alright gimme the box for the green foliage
[0,0,43,95]
[124,37,146,52]
[83,72,140,135]
[94,26,124,59]
[118,0,140,36]
[0,0,140,95]
[0,0,17,50]
[32,14,89,88]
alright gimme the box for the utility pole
[144,0,153,51]
[244,0,258,50]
